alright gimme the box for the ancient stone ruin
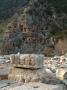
[8,54,45,83]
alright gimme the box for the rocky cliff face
[0,0,28,20]
[0,0,67,56]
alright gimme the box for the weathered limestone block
[20,54,44,69]
[8,67,44,83]
[9,54,46,83]
[10,54,44,69]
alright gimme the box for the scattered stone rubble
[44,53,67,80]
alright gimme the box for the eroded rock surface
[9,54,45,83]
[10,54,44,69]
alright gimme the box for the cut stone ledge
[10,54,44,69]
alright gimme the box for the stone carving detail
[10,54,44,69]
[9,54,45,83]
